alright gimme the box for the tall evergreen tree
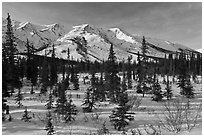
[127,56,133,89]
[105,44,120,103]
[50,44,58,87]
[98,72,106,101]
[26,39,32,80]
[90,72,101,101]
[2,13,21,96]
[55,82,67,115]
[139,36,149,97]
[177,52,194,98]
[28,43,38,94]
[109,72,134,131]
[54,81,78,122]
[40,50,49,94]
[70,64,79,90]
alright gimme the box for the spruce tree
[136,52,143,93]
[70,64,79,90]
[45,90,54,109]
[105,44,120,103]
[139,36,148,97]
[15,89,23,108]
[50,44,58,88]
[177,52,194,98]
[109,72,134,131]
[151,79,163,102]
[64,96,78,123]
[40,50,49,94]
[21,107,32,122]
[90,72,100,101]
[3,13,21,96]
[45,111,55,135]
[55,82,67,115]
[164,76,173,100]
[81,87,97,113]
[55,81,78,122]
[26,39,32,80]
[2,113,6,122]
[73,73,79,90]
[98,72,106,101]
[183,79,194,98]
[8,114,13,122]
[127,56,133,89]
[28,44,38,94]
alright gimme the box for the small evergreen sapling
[21,107,32,122]
[6,105,10,114]
[8,114,12,122]
[164,79,173,100]
[2,113,6,122]
[45,111,55,135]
[182,79,194,98]
[45,90,54,109]
[81,87,97,113]
[64,97,78,123]
[152,79,163,102]
[15,89,23,108]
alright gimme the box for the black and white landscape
[2,2,202,135]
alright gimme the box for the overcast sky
[2,2,202,49]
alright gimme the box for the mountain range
[2,18,200,62]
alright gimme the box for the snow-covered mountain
[2,18,67,52]
[196,48,202,53]
[37,24,198,62]
[2,18,199,62]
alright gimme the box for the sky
[2,2,202,49]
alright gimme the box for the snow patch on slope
[109,28,136,43]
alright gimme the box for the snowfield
[2,75,202,135]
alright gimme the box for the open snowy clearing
[2,77,202,135]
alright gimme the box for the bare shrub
[131,124,161,135]
[154,98,202,134]
[90,111,101,123]
[82,113,89,122]
[128,94,142,110]
[97,121,109,135]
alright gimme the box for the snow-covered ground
[2,75,202,135]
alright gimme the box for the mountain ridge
[2,19,200,62]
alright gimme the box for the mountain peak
[17,21,32,29]
[109,27,136,44]
[44,23,62,28]
[72,23,96,31]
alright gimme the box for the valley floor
[2,75,202,135]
